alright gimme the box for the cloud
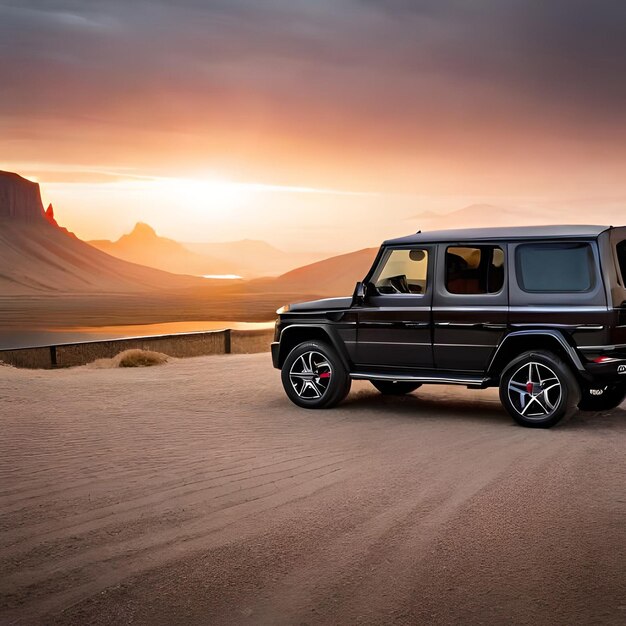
[0,0,624,194]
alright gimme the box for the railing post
[224,329,231,354]
[50,345,57,368]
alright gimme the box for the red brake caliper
[319,372,331,379]
[526,382,534,394]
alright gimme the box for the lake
[0,320,275,350]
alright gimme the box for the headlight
[276,304,290,314]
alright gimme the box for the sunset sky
[1,0,625,252]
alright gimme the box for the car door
[432,242,508,372]
[355,245,434,370]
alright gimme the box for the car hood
[287,296,353,312]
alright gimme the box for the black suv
[272,225,626,427]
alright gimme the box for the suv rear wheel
[578,383,626,411]
[371,381,421,395]
[281,340,351,409]
[499,350,580,428]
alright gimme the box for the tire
[499,350,581,428]
[370,380,421,395]
[281,340,351,409]
[578,383,626,411]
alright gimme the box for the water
[202,274,243,280]
[0,320,275,350]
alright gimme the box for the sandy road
[0,354,624,625]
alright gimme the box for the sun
[152,176,251,212]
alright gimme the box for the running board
[351,371,489,388]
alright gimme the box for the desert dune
[0,220,203,296]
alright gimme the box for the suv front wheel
[281,340,351,409]
[499,350,580,428]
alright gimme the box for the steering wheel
[386,274,409,294]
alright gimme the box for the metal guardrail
[0,328,273,369]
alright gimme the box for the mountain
[0,171,200,295]
[409,201,626,232]
[91,228,324,279]
[89,223,236,277]
[184,239,325,278]
[267,247,379,297]
[407,203,559,231]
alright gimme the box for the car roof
[384,224,612,246]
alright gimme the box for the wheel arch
[276,324,351,369]
[488,330,587,380]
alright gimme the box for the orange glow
[0,2,624,254]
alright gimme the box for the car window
[516,242,595,292]
[616,240,626,286]
[371,248,428,294]
[445,246,504,294]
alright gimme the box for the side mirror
[353,281,367,306]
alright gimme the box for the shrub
[116,349,169,367]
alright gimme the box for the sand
[0,354,624,625]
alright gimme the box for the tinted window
[617,240,626,285]
[516,243,595,292]
[372,248,428,294]
[445,246,504,294]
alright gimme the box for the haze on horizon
[1,0,624,253]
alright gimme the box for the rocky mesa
[0,170,46,223]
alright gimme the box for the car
[271,225,626,427]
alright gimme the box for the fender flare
[487,329,586,376]
[278,324,351,370]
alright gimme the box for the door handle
[402,322,429,328]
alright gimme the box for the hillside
[265,247,379,297]
[0,171,200,295]
[90,224,237,277]
[185,239,325,278]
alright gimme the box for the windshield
[371,248,428,294]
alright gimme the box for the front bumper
[271,342,280,369]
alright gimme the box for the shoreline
[0,320,275,351]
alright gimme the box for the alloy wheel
[507,361,562,419]
[289,351,333,399]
